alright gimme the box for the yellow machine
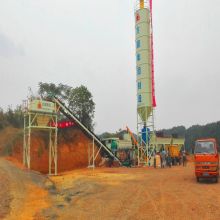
[167,145,181,158]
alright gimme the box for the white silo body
[135,1,153,122]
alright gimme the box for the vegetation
[0,106,23,130]
[38,83,95,131]
[0,82,95,131]
[158,126,186,138]
[99,129,127,140]
[1,81,220,152]
[100,123,220,153]
[1,130,23,156]
[158,122,220,153]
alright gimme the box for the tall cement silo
[135,0,156,165]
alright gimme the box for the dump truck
[194,138,219,183]
[166,145,182,165]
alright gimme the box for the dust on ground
[40,162,220,220]
[0,158,49,220]
[1,158,220,220]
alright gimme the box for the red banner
[49,121,76,128]
[150,0,157,107]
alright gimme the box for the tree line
[0,106,23,129]
[38,82,95,131]
[100,122,220,153]
[158,122,220,153]
[1,81,220,152]
[0,82,95,131]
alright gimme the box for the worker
[153,147,156,168]
[161,148,166,168]
[153,154,156,168]
[182,151,187,166]
[179,151,182,166]
[155,152,161,168]
[167,151,172,168]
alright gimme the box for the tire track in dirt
[114,181,142,220]
[142,172,166,220]
[103,172,164,220]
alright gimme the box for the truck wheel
[215,177,219,183]
[196,177,200,182]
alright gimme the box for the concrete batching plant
[135,0,156,165]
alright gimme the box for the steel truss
[137,109,156,166]
[23,110,58,175]
[88,137,103,169]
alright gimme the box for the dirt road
[1,159,220,219]
[42,163,220,220]
[0,158,49,220]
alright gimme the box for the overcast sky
[0,0,220,134]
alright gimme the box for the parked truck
[166,145,182,165]
[194,138,219,183]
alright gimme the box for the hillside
[0,127,102,173]
[0,127,21,155]
[158,122,220,152]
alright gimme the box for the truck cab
[194,139,219,182]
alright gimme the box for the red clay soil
[2,158,220,220]
[5,156,26,170]
[12,127,102,174]
[40,163,220,220]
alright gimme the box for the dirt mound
[0,169,12,219]
[11,127,102,173]
[0,158,49,219]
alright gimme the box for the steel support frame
[137,109,156,166]
[88,137,102,169]
[23,111,58,175]
[49,124,58,175]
